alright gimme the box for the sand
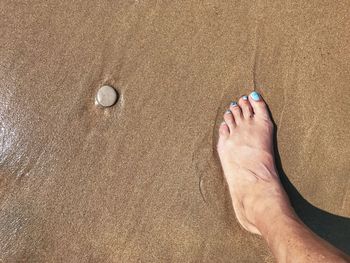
[0,1,349,262]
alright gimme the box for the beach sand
[0,1,349,262]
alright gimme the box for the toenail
[242,95,248,100]
[250,91,260,101]
[225,110,232,114]
[96,85,119,107]
[230,101,238,107]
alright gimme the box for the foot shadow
[269,109,350,255]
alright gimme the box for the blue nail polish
[250,91,260,101]
[230,101,238,107]
[242,95,248,100]
[225,109,231,114]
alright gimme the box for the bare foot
[217,92,295,235]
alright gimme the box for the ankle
[256,206,301,243]
[252,187,297,231]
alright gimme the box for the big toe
[249,91,270,120]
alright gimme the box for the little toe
[238,95,253,119]
[219,121,230,138]
[223,109,235,131]
[248,91,270,120]
[229,101,243,124]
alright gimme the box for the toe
[248,91,270,120]
[238,95,253,119]
[219,121,230,138]
[229,101,243,124]
[223,109,235,131]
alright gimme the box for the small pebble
[96,85,118,107]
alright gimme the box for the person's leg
[217,92,349,263]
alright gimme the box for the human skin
[217,91,350,263]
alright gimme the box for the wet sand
[0,1,349,262]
